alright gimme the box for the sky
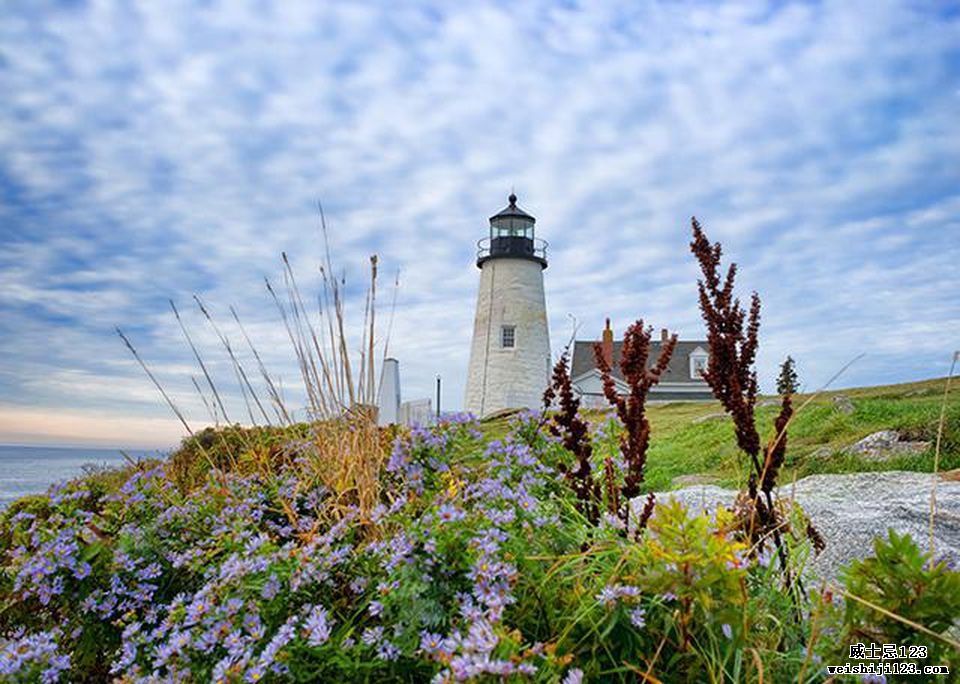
[1,0,958,449]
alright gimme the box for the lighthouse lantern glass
[491,216,533,240]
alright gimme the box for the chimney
[660,328,670,343]
[601,318,614,366]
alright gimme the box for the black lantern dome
[477,193,548,268]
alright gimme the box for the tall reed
[120,207,394,526]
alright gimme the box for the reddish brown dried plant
[761,394,792,494]
[543,352,601,524]
[594,321,677,530]
[689,218,801,573]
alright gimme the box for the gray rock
[833,395,855,414]
[845,430,930,461]
[809,445,835,460]
[648,471,960,583]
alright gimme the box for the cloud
[0,0,958,446]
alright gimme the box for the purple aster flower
[596,583,641,607]
[596,587,617,606]
[756,546,774,568]
[462,619,498,654]
[361,626,384,646]
[483,507,516,525]
[184,598,211,625]
[419,631,447,656]
[437,503,466,524]
[303,605,332,646]
[243,613,264,640]
[376,641,401,661]
[195,628,219,653]
[245,663,267,682]
[630,607,647,629]
[137,562,162,580]
[458,595,486,622]
[261,574,280,600]
[562,669,584,684]
[515,492,537,512]
[257,617,297,669]
[721,623,733,640]
[227,597,245,616]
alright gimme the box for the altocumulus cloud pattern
[0,1,958,446]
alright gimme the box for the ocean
[0,444,158,510]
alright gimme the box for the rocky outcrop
[652,471,960,582]
[832,394,855,414]
[844,430,930,460]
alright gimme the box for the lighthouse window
[501,325,516,348]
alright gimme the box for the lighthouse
[464,193,551,418]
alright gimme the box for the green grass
[75,376,955,505]
[479,376,960,492]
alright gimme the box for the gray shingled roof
[570,340,709,384]
[489,193,535,222]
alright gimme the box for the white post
[378,358,401,426]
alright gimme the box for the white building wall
[464,258,551,417]
[400,399,433,426]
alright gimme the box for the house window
[501,325,516,348]
[690,353,708,379]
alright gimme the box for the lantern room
[476,193,548,268]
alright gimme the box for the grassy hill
[3,376,957,681]
[480,376,959,492]
[63,376,960,503]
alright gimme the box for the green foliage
[776,356,800,396]
[592,378,959,490]
[3,380,959,682]
[813,529,960,670]
[169,423,314,491]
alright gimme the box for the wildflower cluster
[2,411,955,681]
[0,629,70,682]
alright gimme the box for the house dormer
[689,346,709,379]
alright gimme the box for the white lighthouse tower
[464,193,551,418]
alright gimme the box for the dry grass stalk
[122,207,393,527]
[170,300,229,424]
[929,351,958,559]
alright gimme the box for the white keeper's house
[569,319,715,407]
